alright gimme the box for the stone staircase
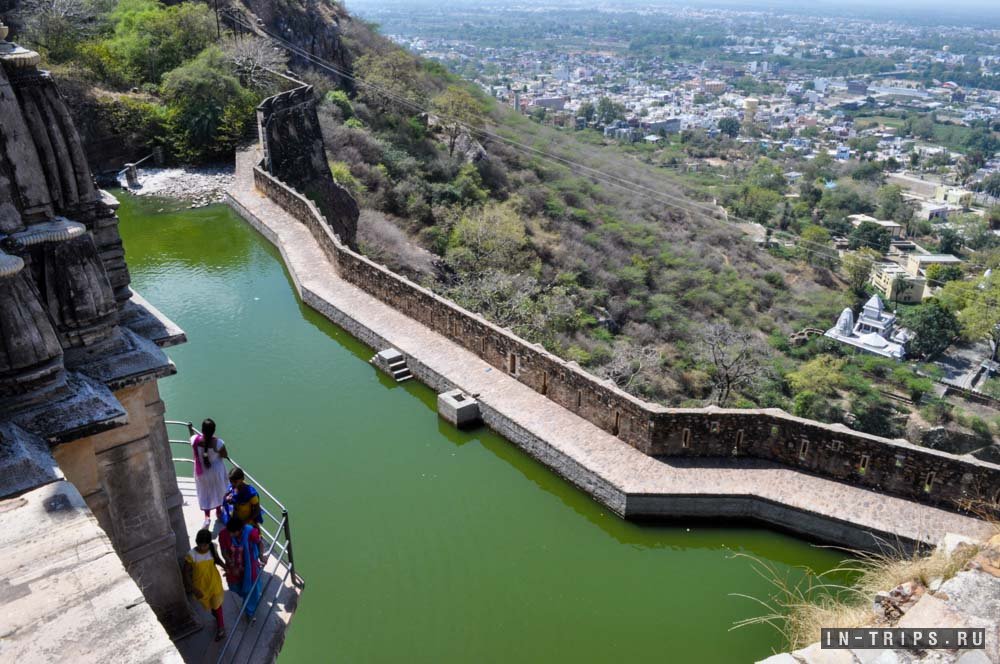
[371,348,412,383]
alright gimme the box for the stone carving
[0,26,194,637]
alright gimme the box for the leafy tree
[431,85,485,157]
[596,96,625,124]
[718,117,740,138]
[980,173,1000,198]
[800,224,836,268]
[746,158,787,192]
[937,227,962,255]
[902,299,961,358]
[89,0,216,86]
[161,47,256,162]
[787,355,847,396]
[851,161,884,183]
[730,185,782,225]
[848,220,891,253]
[445,199,530,277]
[925,263,963,284]
[842,248,880,297]
[325,90,355,119]
[578,101,595,122]
[957,273,1000,362]
[799,179,822,209]
[876,185,916,228]
[354,50,427,115]
[851,395,898,437]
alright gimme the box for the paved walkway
[228,151,993,551]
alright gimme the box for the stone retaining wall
[253,87,1000,515]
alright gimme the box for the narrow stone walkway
[228,150,993,551]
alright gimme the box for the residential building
[849,214,905,239]
[871,262,926,304]
[905,253,963,277]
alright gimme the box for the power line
[221,11,966,290]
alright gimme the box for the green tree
[876,184,916,229]
[431,85,485,157]
[746,158,787,192]
[787,355,847,396]
[902,299,961,358]
[851,395,898,437]
[800,224,836,268]
[730,185,782,225]
[937,227,962,255]
[957,273,1000,361]
[842,248,880,297]
[925,263,963,284]
[578,101,595,122]
[92,0,216,86]
[445,199,531,277]
[354,50,427,115]
[718,117,740,138]
[848,221,891,253]
[161,47,256,162]
[596,96,625,124]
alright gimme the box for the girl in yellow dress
[183,529,227,640]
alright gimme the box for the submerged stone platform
[228,150,993,552]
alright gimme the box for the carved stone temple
[0,23,197,660]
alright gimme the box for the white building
[824,295,911,360]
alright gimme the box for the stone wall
[257,85,359,248]
[252,87,1000,516]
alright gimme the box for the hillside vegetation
[10,0,998,442]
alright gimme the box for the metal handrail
[165,420,301,663]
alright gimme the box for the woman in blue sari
[219,518,265,619]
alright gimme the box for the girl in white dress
[189,418,229,529]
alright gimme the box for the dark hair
[195,528,224,567]
[200,418,216,468]
[226,516,245,533]
[229,467,245,482]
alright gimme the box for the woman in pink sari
[189,418,229,529]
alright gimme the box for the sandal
[215,628,226,642]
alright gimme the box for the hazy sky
[345,0,1000,27]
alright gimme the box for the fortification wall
[257,85,359,248]
[254,87,1000,515]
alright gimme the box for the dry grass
[730,538,982,652]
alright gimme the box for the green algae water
[117,193,847,663]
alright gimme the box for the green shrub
[161,47,257,162]
[90,0,217,87]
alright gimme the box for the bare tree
[18,0,94,61]
[598,341,661,389]
[223,36,288,92]
[701,322,766,406]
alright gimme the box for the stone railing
[252,88,1000,516]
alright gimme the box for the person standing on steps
[189,418,229,529]
[182,529,227,642]
[219,517,266,620]
[222,467,263,530]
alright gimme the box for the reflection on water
[117,191,846,664]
